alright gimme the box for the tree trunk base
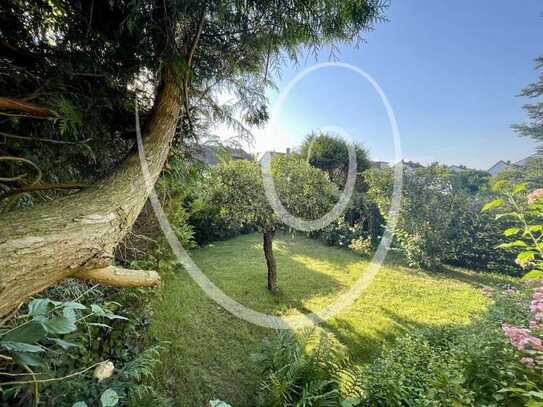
[263,230,277,291]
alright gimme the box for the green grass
[149,233,514,405]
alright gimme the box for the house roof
[487,153,541,176]
[193,144,253,166]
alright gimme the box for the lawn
[149,233,514,406]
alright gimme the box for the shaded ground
[149,233,514,405]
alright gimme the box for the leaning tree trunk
[263,230,277,291]
[0,70,182,317]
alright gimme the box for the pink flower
[530,301,543,313]
[528,188,543,205]
[521,357,535,368]
[502,323,543,351]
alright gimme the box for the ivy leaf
[91,304,107,317]
[63,307,77,322]
[28,299,54,316]
[43,318,77,335]
[482,198,503,212]
[2,321,47,344]
[504,227,521,237]
[88,323,111,329]
[100,388,119,407]
[13,351,43,367]
[63,302,87,310]
[72,403,88,407]
[91,304,127,321]
[48,337,77,349]
[1,341,45,353]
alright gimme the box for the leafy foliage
[366,164,460,268]
[299,132,370,187]
[300,132,382,242]
[206,156,338,234]
[316,218,365,248]
[252,328,361,407]
[0,280,171,406]
[483,182,543,276]
[513,55,543,147]
[1,0,387,209]
[365,164,520,273]
[0,290,123,371]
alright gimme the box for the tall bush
[366,164,458,268]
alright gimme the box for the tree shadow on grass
[413,264,518,291]
[380,251,518,291]
[324,305,482,364]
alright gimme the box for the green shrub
[365,164,520,274]
[251,328,362,407]
[366,165,460,268]
[358,332,475,406]
[447,196,518,275]
[0,279,172,406]
[315,219,364,248]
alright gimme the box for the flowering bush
[502,287,543,370]
[349,236,373,256]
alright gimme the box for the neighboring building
[193,144,253,166]
[449,165,469,173]
[487,153,541,176]
[257,150,288,164]
[487,160,513,176]
[371,160,389,169]
[514,153,540,167]
[400,160,424,173]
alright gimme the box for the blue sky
[239,0,543,170]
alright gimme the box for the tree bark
[0,69,182,317]
[263,230,277,291]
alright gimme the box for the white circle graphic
[135,62,403,329]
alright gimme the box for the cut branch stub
[75,266,161,288]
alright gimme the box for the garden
[1,1,543,406]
